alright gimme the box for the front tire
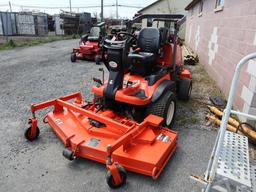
[146,91,176,128]
[71,53,76,62]
[178,78,192,101]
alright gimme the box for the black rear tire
[71,53,76,62]
[178,78,192,101]
[146,91,176,128]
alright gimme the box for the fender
[151,80,175,102]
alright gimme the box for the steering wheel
[116,32,137,43]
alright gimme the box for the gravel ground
[0,39,218,192]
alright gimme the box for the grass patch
[176,116,200,124]
[0,35,79,51]
[0,39,16,50]
[209,88,224,98]
[192,64,215,85]
[189,63,225,99]
[178,100,196,108]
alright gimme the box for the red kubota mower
[71,22,105,64]
[25,14,192,188]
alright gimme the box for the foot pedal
[144,114,163,126]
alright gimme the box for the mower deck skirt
[46,105,177,179]
[29,92,178,179]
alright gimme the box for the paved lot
[0,39,217,192]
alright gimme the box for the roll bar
[96,22,105,27]
[129,14,186,28]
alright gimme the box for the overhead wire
[10,3,142,9]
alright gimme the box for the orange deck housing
[29,92,178,180]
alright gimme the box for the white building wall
[185,0,256,125]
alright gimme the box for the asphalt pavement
[0,39,216,192]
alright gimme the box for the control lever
[99,68,104,84]
[93,77,103,85]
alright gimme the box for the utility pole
[116,0,118,19]
[9,1,12,12]
[6,10,8,42]
[101,0,103,21]
[69,0,72,13]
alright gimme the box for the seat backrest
[89,27,100,37]
[138,28,160,54]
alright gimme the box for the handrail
[204,52,256,191]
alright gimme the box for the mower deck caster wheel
[63,149,75,161]
[71,53,76,62]
[106,164,127,189]
[24,126,40,141]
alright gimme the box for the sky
[0,0,156,18]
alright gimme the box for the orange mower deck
[26,92,178,187]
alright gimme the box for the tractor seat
[128,28,160,76]
[128,52,155,63]
[88,27,100,42]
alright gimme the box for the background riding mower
[24,14,192,188]
[71,22,105,64]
